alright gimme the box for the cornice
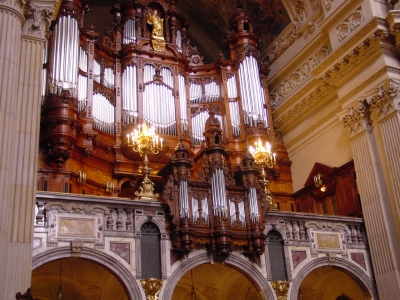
[312,17,384,77]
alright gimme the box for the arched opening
[31,257,129,300]
[298,266,371,300]
[171,263,262,300]
[140,221,162,279]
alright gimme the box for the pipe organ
[39,0,294,260]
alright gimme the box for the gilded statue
[147,10,164,40]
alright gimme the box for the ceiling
[84,0,290,63]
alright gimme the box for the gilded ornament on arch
[141,278,163,300]
[271,281,290,300]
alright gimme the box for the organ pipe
[78,47,87,72]
[161,67,173,87]
[78,74,87,111]
[104,67,115,90]
[50,15,79,96]
[176,30,182,52]
[192,112,223,144]
[143,83,176,135]
[178,74,188,130]
[144,64,156,82]
[93,93,115,134]
[189,82,202,104]
[192,197,209,225]
[93,60,101,84]
[248,187,259,222]
[123,19,136,44]
[122,65,138,124]
[204,81,220,102]
[238,56,267,127]
[179,181,190,218]
[211,169,227,217]
[229,101,241,136]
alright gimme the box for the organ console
[39,0,295,259]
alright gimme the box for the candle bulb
[160,138,163,147]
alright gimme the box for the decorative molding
[270,47,330,106]
[44,202,110,215]
[336,7,364,43]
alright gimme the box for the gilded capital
[141,278,163,300]
[271,281,290,300]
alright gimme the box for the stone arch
[160,250,276,299]
[265,224,287,240]
[289,257,377,300]
[32,246,144,300]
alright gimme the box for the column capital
[0,0,26,24]
[367,83,400,120]
[339,100,371,137]
[22,0,58,38]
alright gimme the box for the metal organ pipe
[93,60,101,84]
[178,75,188,130]
[238,56,267,127]
[161,67,173,87]
[78,75,87,111]
[211,169,227,218]
[50,15,79,96]
[191,112,223,145]
[123,19,136,44]
[93,93,115,134]
[77,47,88,112]
[104,67,115,90]
[143,83,176,135]
[179,181,190,218]
[249,187,259,222]
[79,47,88,72]
[204,81,219,102]
[189,83,202,104]
[227,75,240,136]
[192,197,209,225]
[176,30,182,52]
[122,65,138,124]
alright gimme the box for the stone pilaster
[1,0,57,298]
[339,99,400,299]
[0,1,25,298]
[367,83,400,208]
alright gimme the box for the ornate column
[366,84,400,211]
[0,2,25,297]
[0,0,57,297]
[339,100,400,299]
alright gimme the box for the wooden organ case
[38,0,295,259]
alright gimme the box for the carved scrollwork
[44,202,110,215]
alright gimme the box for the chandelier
[249,138,276,168]
[127,123,163,200]
[249,138,277,210]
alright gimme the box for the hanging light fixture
[190,269,196,300]
[57,259,62,299]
